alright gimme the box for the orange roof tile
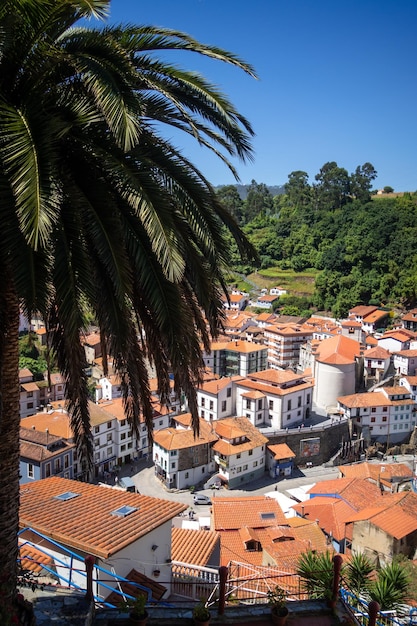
[171,527,219,567]
[292,497,355,541]
[19,477,186,559]
[213,496,287,531]
[307,478,382,510]
[267,443,296,460]
[21,410,74,439]
[315,335,361,365]
[18,542,54,574]
[154,420,218,450]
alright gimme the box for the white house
[234,369,314,430]
[19,477,186,601]
[393,350,417,376]
[196,376,239,422]
[212,416,268,489]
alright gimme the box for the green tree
[285,170,311,207]
[0,0,257,611]
[314,161,350,209]
[243,179,275,223]
[349,162,377,203]
[216,185,245,224]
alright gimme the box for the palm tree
[0,0,257,613]
[368,561,410,613]
[296,550,334,600]
[343,552,373,607]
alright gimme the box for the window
[107,421,112,428]
[258,399,262,410]
[202,467,205,473]
[185,472,189,479]
[27,402,33,409]
[210,414,213,421]
[382,416,387,422]
[94,426,100,434]
[201,410,205,418]
[94,438,100,446]
[371,417,376,423]
[64,454,69,469]
[297,410,301,416]
[306,393,310,404]
[246,399,251,409]
[243,464,248,470]
[287,399,291,411]
[128,442,133,448]
[107,433,112,442]
[121,444,126,451]
[371,407,376,413]
[257,413,262,420]
[121,433,126,440]
[253,461,258,467]
[209,400,214,410]
[248,449,253,456]
[298,396,301,407]
[237,453,241,459]
[172,462,176,469]
[159,420,163,426]
[201,398,205,407]
[27,391,33,398]
[170,450,177,456]
[45,463,51,477]
[221,401,226,412]
[120,419,126,427]
[269,400,273,410]
[28,464,34,479]
[227,388,231,398]
[245,413,250,419]
[107,447,112,455]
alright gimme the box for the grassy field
[247,267,318,296]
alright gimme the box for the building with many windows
[203,340,267,377]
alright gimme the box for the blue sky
[100,0,417,192]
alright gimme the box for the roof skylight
[111,505,137,518]
[260,512,275,520]
[54,491,80,501]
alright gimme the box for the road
[117,458,341,514]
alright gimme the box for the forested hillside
[217,163,417,317]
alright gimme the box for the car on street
[193,494,211,505]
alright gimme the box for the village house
[340,319,364,342]
[254,293,280,310]
[234,368,314,430]
[400,374,417,403]
[221,291,248,311]
[269,286,287,296]
[212,417,268,489]
[344,491,417,565]
[339,461,414,492]
[19,477,186,601]
[203,339,268,377]
[337,385,416,444]
[348,305,379,324]
[153,415,218,490]
[222,310,254,340]
[402,308,417,333]
[19,427,75,484]
[378,328,416,353]
[292,477,382,553]
[363,345,392,387]
[361,309,390,334]
[266,443,296,478]
[393,349,417,376]
[196,376,241,422]
[264,322,313,370]
[81,329,103,365]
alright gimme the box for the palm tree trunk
[0,274,20,610]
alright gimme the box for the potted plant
[192,599,211,626]
[267,586,289,625]
[119,593,148,625]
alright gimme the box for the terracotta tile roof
[292,497,356,541]
[364,346,391,359]
[20,382,40,392]
[81,332,101,346]
[212,495,287,531]
[224,340,267,354]
[337,392,388,408]
[153,420,218,450]
[237,377,314,398]
[349,305,378,317]
[19,477,186,559]
[18,542,54,574]
[363,310,388,323]
[198,376,242,395]
[21,410,74,439]
[248,369,303,385]
[340,462,413,488]
[267,444,296,460]
[314,335,361,365]
[395,350,417,358]
[346,492,417,540]
[255,313,276,322]
[213,417,268,456]
[19,368,33,379]
[241,390,265,399]
[307,478,382,511]
[171,527,219,567]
